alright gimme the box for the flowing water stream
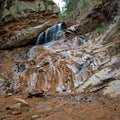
[36,23,64,45]
[12,23,97,93]
[8,22,119,96]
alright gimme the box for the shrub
[95,23,107,35]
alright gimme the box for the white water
[36,23,62,46]
[36,32,45,45]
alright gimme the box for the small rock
[0,114,9,119]
[6,93,13,97]
[5,88,14,94]
[5,88,18,96]
[6,103,21,110]
[31,115,39,120]
[11,110,22,115]
[6,101,29,115]
[27,91,45,98]
[14,97,29,107]
[6,101,29,112]
[6,103,22,115]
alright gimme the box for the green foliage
[61,0,97,21]
[62,0,97,16]
[61,0,79,21]
[80,0,88,11]
[63,0,77,12]
[95,23,107,35]
[80,0,96,11]
[60,12,66,22]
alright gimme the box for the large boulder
[0,0,60,49]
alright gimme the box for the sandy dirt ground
[0,92,120,120]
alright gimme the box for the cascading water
[11,23,103,94]
[36,23,64,46]
[36,32,45,45]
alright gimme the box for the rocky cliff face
[66,0,119,34]
[0,0,119,97]
[75,0,120,35]
[0,16,119,97]
[0,0,60,49]
[0,0,120,119]
[0,16,120,120]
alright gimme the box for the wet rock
[36,23,66,45]
[0,8,120,98]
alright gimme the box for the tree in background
[62,0,78,12]
[60,0,97,21]
[60,0,78,21]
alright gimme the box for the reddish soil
[0,93,120,120]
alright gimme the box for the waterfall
[36,32,45,45]
[36,23,64,45]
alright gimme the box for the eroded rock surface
[67,0,120,34]
[0,16,119,97]
[0,1,120,119]
[0,0,60,49]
